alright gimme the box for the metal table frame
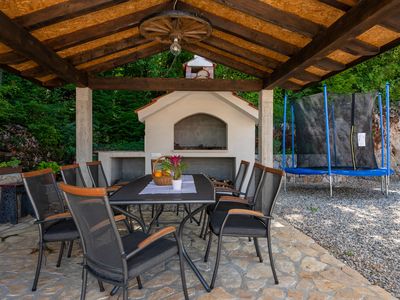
[109,174,215,292]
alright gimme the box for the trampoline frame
[282,83,393,197]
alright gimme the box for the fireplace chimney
[183,55,215,79]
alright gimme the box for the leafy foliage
[0,157,21,168]
[0,46,400,167]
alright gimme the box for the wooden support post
[258,89,274,167]
[76,87,93,186]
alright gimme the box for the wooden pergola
[1,0,400,172]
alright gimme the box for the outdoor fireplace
[174,113,227,150]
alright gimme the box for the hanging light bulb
[170,37,181,56]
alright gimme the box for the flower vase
[172,178,182,191]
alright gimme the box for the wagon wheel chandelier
[139,0,212,56]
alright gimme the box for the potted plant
[166,155,186,191]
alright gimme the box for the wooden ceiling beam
[292,71,321,82]
[183,44,267,78]
[0,64,47,87]
[314,58,346,71]
[213,0,324,38]
[0,3,170,66]
[0,11,87,86]
[203,36,281,69]
[88,77,263,91]
[341,39,380,56]
[177,3,299,56]
[13,0,129,31]
[83,44,169,74]
[264,0,399,89]
[22,35,149,78]
[280,81,303,91]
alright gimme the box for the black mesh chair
[59,183,188,300]
[200,163,262,238]
[213,160,250,195]
[204,165,284,289]
[60,164,86,187]
[22,168,80,291]
[86,161,128,192]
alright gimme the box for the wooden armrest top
[113,214,126,222]
[43,212,71,221]
[116,181,129,186]
[219,195,248,204]
[106,186,120,192]
[137,226,176,249]
[227,209,264,218]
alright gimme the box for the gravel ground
[275,177,400,298]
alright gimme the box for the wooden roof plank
[177,2,300,56]
[82,43,169,74]
[13,0,129,31]
[183,44,267,78]
[213,0,324,38]
[264,0,399,89]
[318,0,352,11]
[0,11,87,86]
[203,36,281,69]
[340,38,380,56]
[88,77,263,91]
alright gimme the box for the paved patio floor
[0,209,396,300]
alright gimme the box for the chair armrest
[113,214,126,222]
[106,186,121,193]
[219,196,248,205]
[227,209,264,218]
[36,212,72,224]
[137,226,176,249]
[116,181,129,186]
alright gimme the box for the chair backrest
[86,161,109,188]
[60,164,86,187]
[254,167,284,217]
[233,160,250,191]
[59,183,125,278]
[22,168,65,221]
[244,163,265,206]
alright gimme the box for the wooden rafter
[177,2,300,56]
[183,44,267,78]
[213,0,324,38]
[0,11,87,86]
[88,77,263,91]
[22,35,149,78]
[264,0,399,89]
[318,0,353,11]
[13,0,129,31]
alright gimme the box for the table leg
[178,204,211,292]
[147,205,164,233]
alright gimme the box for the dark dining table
[109,174,216,292]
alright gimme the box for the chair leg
[267,227,279,284]
[32,242,44,291]
[123,286,128,300]
[199,210,206,238]
[97,280,105,292]
[178,245,189,300]
[67,241,74,258]
[136,276,143,289]
[204,230,213,262]
[210,234,223,289]
[110,286,119,296]
[203,214,210,240]
[176,204,180,216]
[254,237,263,263]
[56,241,65,267]
[80,267,88,300]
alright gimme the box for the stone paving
[0,209,396,300]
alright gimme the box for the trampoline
[282,83,393,196]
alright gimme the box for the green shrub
[0,157,21,168]
[37,161,60,174]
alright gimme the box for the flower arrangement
[162,155,186,180]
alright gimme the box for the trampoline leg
[381,176,385,194]
[329,176,333,197]
[385,175,389,197]
[284,173,287,192]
